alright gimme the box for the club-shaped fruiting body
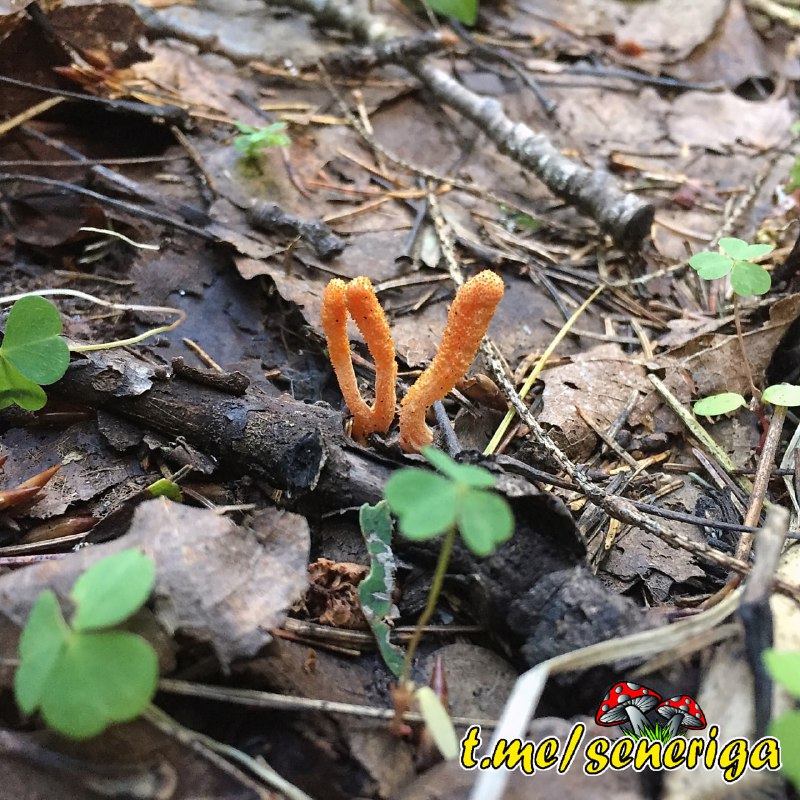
[321,271,504,451]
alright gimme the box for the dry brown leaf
[0,498,310,667]
[668,92,792,152]
[538,343,649,461]
[672,294,800,396]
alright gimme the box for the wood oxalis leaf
[1,296,70,385]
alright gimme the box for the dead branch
[265,0,654,248]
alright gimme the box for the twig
[157,678,498,728]
[322,29,458,73]
[432,400,462,455]
[648,374,752,492]
[495,454,800,537]
[144,705,310,800]
[0,173,214,240]
[449,20,556,115]
[481,345,800,601]
[269,0,654,248]
[247,201,345,259]
[404,58,653,248]
[732,405,787,569]
[484,286,603,454]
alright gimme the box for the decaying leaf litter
[2,0,800,796]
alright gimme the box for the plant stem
[733,295,759,400]
[400,525,456,688]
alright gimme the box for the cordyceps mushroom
[321,276,397,443]
[398,270,504,453]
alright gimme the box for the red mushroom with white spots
[656,695,707,738]
[595,682,662,735]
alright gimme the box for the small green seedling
[233,121,291,161]
[15,549,158,739]
[501,205,543,234]
[385,446,513,557]
[764,649,800,788]
[426,0,477,24]
[384,447,513,694]
[689,237,774,297]
[693,392,748,418]
[695,383,800,418]
[0,296,69,411]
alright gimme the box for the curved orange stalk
[398,271,504,453]
[321,277,397,442]
[345,276,397,437]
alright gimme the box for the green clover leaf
[730,260,771,296]
[385,449,514,557]
[385,470,458,539]
[14,549,159,740]
[688,251,732,280]
[421,446,495,488]
[770,711,800,788]
[0,357,48,411]
[457,489,514,556]
[15,591,69,714]
[2,296,69,385]
[720,237,773,260]
[38,631,158,739]
[764,649,800,697]
[71,549,155,632]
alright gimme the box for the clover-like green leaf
[427,0,477,24]
[731,260,771,296]
[718,237,772,260]
[770,711,800,788]
[688,251,732,280]
[0,357,47,411]
[762,384,800,407]
[415,686,459,760]
[719,237,753,260]
[2,296,69,385]
[693,392,747,417]
[38,630,158,739]
[764,649,800,698]
[457,489,514,557]
[421,447,496,489]
[385,469,458,539]
[15,590,69,715]
[71,549,155,632]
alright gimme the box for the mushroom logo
[656,695,707,738]
[595,682,662,735]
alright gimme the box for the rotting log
[50,350,649,673]
[52,350,395,513]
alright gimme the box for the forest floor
[1,0,800,798]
